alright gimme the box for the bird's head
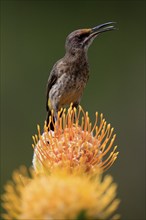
[65,22,117,54]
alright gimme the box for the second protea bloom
[1,167,120,220]
[32,105,118,174]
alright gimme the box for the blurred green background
[0,0,145,219]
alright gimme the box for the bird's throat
[65,49,88,65]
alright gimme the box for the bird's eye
[78,34,86,40]
[78,34,84,40]
[78,33,89,41]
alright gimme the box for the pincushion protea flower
[1,166,120,220]
[32,105,119,174]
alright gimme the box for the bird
[46,22,117,130]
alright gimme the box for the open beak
[91,22,117,35]
[83,22,117,47]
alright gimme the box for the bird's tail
[46,109,55,131]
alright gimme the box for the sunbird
[46,22,117,130]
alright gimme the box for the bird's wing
[46,69,58,111]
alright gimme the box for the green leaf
[76,210,87,220]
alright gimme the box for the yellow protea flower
[32,105,119,174]
[1,167,120,220]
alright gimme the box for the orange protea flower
[32,105,119,174]
[1,167,120,220]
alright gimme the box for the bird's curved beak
[91,22,117,35]
[83,22,117,47]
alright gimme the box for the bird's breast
[49,68,89,106]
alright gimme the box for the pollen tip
[110,152,114,156]
[107,123,111,128]
[37,124,40,132]
[86,111,89,116]
[114,145,118,150]
[73,107,76,112]
[114,156,117,161]
[113,134,116,139]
